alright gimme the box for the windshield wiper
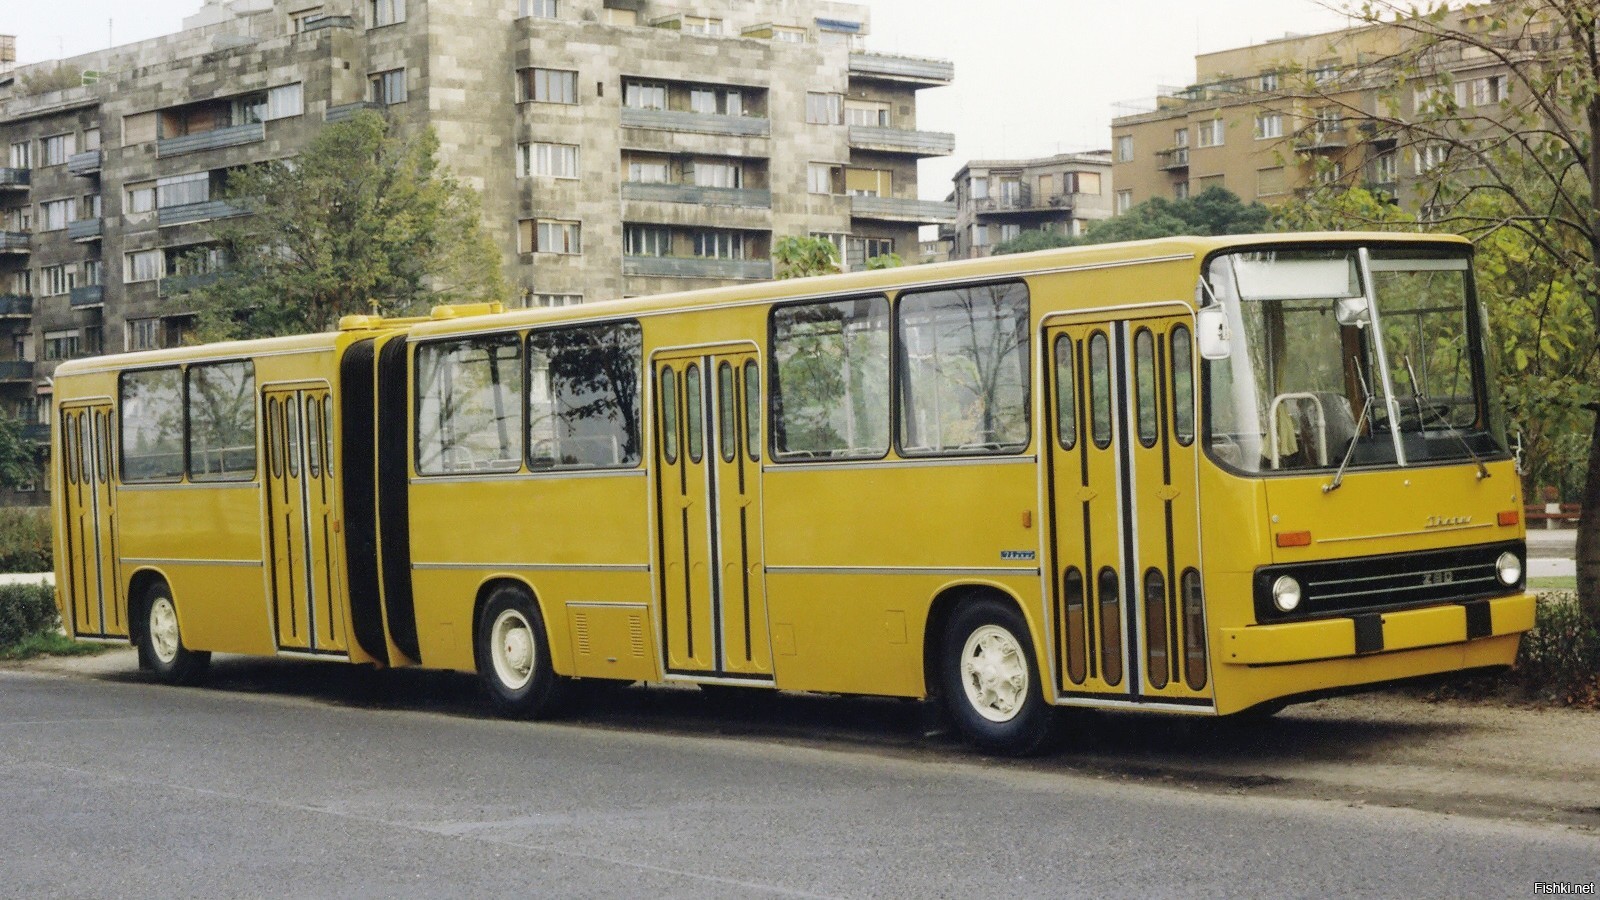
[1324,357,1375,494]
[1402,355,1489,481]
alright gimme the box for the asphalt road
[2,657,1595,898]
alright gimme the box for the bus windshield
[1203,247,1507,474]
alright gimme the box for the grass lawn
[1529,576,1576,591]
[0,632,112,661]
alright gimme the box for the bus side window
[306,397,322,478]
[323,396,335,475]
[743,359,760,461]
[685,364,704,464]
[1089,332,1112,449]
[1171,325,1195,446]
[63,414,77,486]
[1134,328,1158,448]
[659,368,679,465]
[95,410,110,483]
[1054,335,1077,449]
[267,397,283,479]
[718,361,737,463]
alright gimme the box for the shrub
[0,581,59,648]
[0,506,52,574]
[1515,592,1600,705]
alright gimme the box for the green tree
[865,252,904,270]
[1299,1,1600,620]
[187,111,506,340]
[772,235,842,279]
[0,414,39,491]
[991,228,1074,255]
[1083,187,1273,244]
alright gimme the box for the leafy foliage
[865,252,904,270]
[991,229,1074,256]
[0,506,51,574]
[1083,187,1273,244]
[189,111,506,339]
[0,414,40,492]
[1515,592,1600,705]
[0,582,57,650]
[772,235,842,279]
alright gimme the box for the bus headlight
[1271,575,1302,612]
[1495,551,1522,586]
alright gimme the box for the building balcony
[1297,128,1349,151]
[0,231,30,254]
[67,150,103,177]
[70,284,104,308]
[0,294,32,317]
[301,14,355,31]
[157,122,265,158]
[621,182,771,208]
[326,100,385,123]
[1157,146,1190,170]
[619,107,770,137]
[159,271,224,297]
[0,360,35,382]
[850,195,957,225]
[67,218,103,242]
[623,255,772,280]
[847,125,955,158]
[22,423,49,443]
[158,199,250,227]
[848,53,954,87]
[0,168,28,191]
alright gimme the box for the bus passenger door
[263,386,346,655]
[60,403,124,638]
[653,349,772,681]
[1045,316,1211,706]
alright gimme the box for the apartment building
[0,0,955,501]
[1110,4,1532,214]
[947,151,1113,259]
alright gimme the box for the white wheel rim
[960,624,1030,723]
[490,609,536,691]
[149,596,180,665]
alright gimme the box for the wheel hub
[961,625,1028,723]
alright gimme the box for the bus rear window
[120,368,185,482]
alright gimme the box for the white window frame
[264,83,304,120]
[1253,113,1282,140]
[520,142,579,179]
[42,134,76,167]
[1115,189,1134,214]
[625,225,670,257]
[536,220,582,254]
[40,198,76,231]
[370,0,405,27]
[520,0,559,18]
[624,82,667,111]
[524,68,578,104]
[1115,135,1134,162]
[370,69,407,105]
[125,249,165,283]
[1196,119,1224,147]
[127,318,160,352]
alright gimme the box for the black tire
[939,599,1054,756]
[136,581,211,686]
[475,586,570,719]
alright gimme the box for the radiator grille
[1253,540,1523,623]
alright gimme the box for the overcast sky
[9,0,1359,197]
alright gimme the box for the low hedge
[1515,591,1600,705]
[0,581,58,649]
[0,507,51,574]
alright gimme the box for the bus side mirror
[1335,296,1371,327]
[1196,307,1231,360]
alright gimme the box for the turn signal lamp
[1275,531,1312,548]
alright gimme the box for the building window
[156,172,210,209]
[519,0,558,18]
[264,83,304,120]
[10,271,31,296]
[693,229,745,259]
[3,207,31,233]
[1173,128,1189,149]
[1311,60,1339,84]
[998,223,1021,243]
[44,329,82,361]
[693,160,742,188]
[370,69,407,105]
[41,265,75,296]
[1253,113,1282,140]
[1115,190,1133,214]
[1373,151,1398,183]
[9,141,31,169]
[845,100,891,127]
[83,193,102,217]
[689,88,742,116]
[971,224,989,248]
[532,293,582,307]
[518,142,579,179]
[82,260,102,286]
[126,181,156,215]
[1314,107,1342,134]
[292,7,328,31]
[805,92,842,125]
[771,26,807,43]
[41,134,76,167]
[1415,143,1449,174]
[521,68,578,104]
[127,318,160,351]
[626,155,670,183]
[682,15,722,34]
[1174,181,1189,200]
[535,220,581,254]
[370,0,405,27]
[1472,75,1508,106]
[807,163,841,194]
[624,82,667,110]
[83,326,103,355]
[1115,135,1134,162]
[1257,166,1286,196]
[625,225,670,257]
[1196,118,1224,148]
[1315,161,1344,185]
[125,249,165,283]
[40,198,76,231]
[1259,71,1280,92]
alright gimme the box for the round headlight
[1495,551,1522,586]
[1272,575,1302,612]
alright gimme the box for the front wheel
[940,599,1054,756]
[137,582,210,685]
[475,587,571,719]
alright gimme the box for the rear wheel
[940,599,1053,756]
[475,586,570,719]
[137,582,210,685]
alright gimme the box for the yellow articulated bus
[52,233,1536,754]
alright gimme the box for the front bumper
[1219,592,1536,665]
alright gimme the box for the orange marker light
[1497,510,1519,527]
[1275,530,1312,548]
